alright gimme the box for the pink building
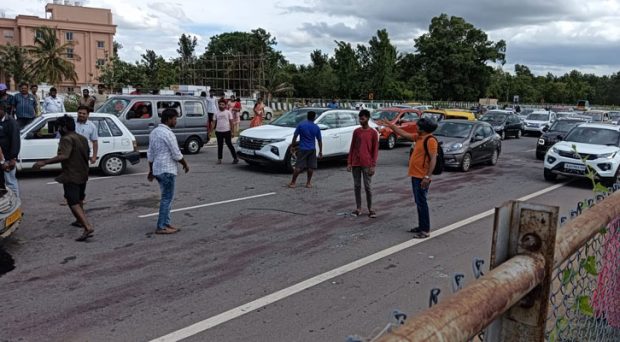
[0,2,116,92]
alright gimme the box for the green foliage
[562,268,576,285]
[0,44,32,86]
[28,26,78,85]
[63,93,80,112]
[549,316,569,342]
[576,296,594,317]
[580,256,598,276]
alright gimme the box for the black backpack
[424,135,444,175]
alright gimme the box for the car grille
[239,136,269,150]
[526,123,540,127]
[557,149,597,160]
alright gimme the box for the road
[0,133,594,342]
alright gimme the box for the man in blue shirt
[11,83,37,129]
[327,99,338,109]
[288,111,323,188]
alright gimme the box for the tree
[0,44,32,87]
[177,34,198,84]
[28,26,78,85]
[138,50,175,91]
[367,29,398,99]
[414,14,506,100]
[332,41,360,99]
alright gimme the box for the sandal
[412,231,430,239]
[75,229,94,242]
[155,227,178,235]
[408,227,421,233]
[351,209,362,217]
[368,210,377,218]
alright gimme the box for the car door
[19,116,62,170]
[90,117,114,163]
[182,100,208,134]
[469,124,488,163]
[122,100,156,147]
[315,112,341,156]
[104,117,133,152]
[505,115,518,135]
[337,112,360,155]
[156,100,183,146]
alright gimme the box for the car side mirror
[542,126,549,132]
[556,135,563,141]
[317,124,329,130]
[472,135,484,142]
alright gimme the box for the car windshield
[371,111,398,121]
[550,120,582,132]
[271,109,326,127]
[565,127,620,146]
[434,122,473,138]
[422,112,442,122]
[584,112,603,121]
[480,114,507,122]
[96,98,131,116]
[609,112,620,119]
[527,113,549,121]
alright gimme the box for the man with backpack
[377,117,441,238]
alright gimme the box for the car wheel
[284,147,297,173]
[387,134,396,150]
[544,168,557,182]
[516,130,522,139]
[460,153,472,172]
[265,112,272,120]
[100,155,126,176]
[487,149,499,166]
[536,152,545,160]
[242,112,250,120]
[184,137,202,154]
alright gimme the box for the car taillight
[132,140,138,152]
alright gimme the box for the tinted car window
[96,98,130,116]
[318,113,338,129]
[482,126,494,137]
[105,118,124,137]
[184,101,206,117]
[157,101,183,117]
[337,112,358,127]
[401,112,418,122]
[91,118,112,137]
[371,111,398,121]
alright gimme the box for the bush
[63,93,80,112]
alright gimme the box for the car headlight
[266,138,285,143]
[444,142,463,153]
[494,126,504,131]
[552,147,559,154]
[538,139,546,146]
[597,152,617,159]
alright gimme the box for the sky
[3,0,620,76]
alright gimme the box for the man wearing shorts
[288,111,322,188]
[34,115,94,242]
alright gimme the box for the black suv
[479,111,524,140]
[536,118,587,160]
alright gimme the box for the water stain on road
[0,246,15,276]
[123,196,160,208]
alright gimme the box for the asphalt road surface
[0,133,594,342]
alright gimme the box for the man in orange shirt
[378,117,438,238]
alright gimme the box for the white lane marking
[138,192,277,218]
[149,182,568,342]
[523,149,537,153]
[46,172,149,185]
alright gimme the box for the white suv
[544,123,620,186]
[19,113,140,176]
[524,110,556,135]
[237,108,377,172]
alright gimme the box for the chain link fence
[546,216,620,342]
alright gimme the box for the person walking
[34,115,94,241]
[0,105,20,196]
[147,109,190,235]
[205,90,218,134]
[347,110,379,218]
[288,111,322,188]
[214,98,239,164]
[377,117,438,238]
[79,89,96,112]
[249,98,265,128]
[11,83,38,129]
[75,106,99,165]
[43,87,66,113]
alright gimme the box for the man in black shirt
[0,105,21,196]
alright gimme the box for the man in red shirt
[347,109,379,218]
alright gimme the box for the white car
[523,111,557,135]
[239,99,274,121]
[19,113,141,176]
[237,108,378,172]
[544,123,620,186]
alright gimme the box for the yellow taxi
[421,109,476,121]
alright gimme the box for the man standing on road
[205,90,218,134]
[288,111,322,188]
[147,109,190,235]
[75,106,98,165]
[79,89,96,112]
[0,105,20,196]
[43,87,66,113]
[12,83,37,129]
[34,115,94,242]
[347,109,379,218]
[378,117,438,238]
[0,83,14,118]
[30,84,41,117]
[214,98,238,165]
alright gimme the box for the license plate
[5,209,22,228]
[564,163,586,172]
[239,148,255,155]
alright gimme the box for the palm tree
[256,82,294,105]
[27,26,78,85]
[0,44,32,86]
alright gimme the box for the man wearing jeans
[378,117,438,238]
[347,109,379,218]
[0,105,20,196]
[147,109,189,235]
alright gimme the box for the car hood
[553,141,620,155]
[435,136,467,146]
[240,125,295,140]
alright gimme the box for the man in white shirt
[205,90,218,133]
[43,87,66,113]
[75,106,98,164]
[147,109,189,235]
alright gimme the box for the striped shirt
[147,124,183,176]
[11,93,37,119]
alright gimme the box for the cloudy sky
[3,0,620,75]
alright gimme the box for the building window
[67,87,75,93]
[96,59,105,67]
[65,31,73,41]
[3,30,14,39]
[36,30,43,39]
[66,48,74,59]
[97,40,105,49]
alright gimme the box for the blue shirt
[11,93,37,119]
[294,120,322,151]
[327,102,338,109]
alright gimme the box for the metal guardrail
[368,188,620,342]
